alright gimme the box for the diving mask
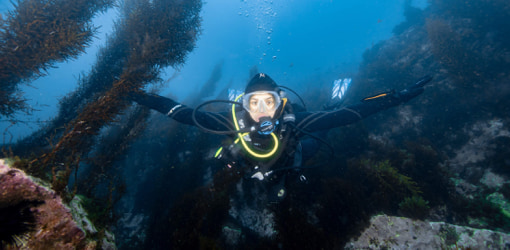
[243,91,281,114]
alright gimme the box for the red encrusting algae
[0,159,99,249]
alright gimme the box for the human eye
[266,98,274,106]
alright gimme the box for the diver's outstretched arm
[132,92,233,130]
[132,92,182,116]
[296,76,432,131]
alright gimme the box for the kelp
[165,170,235,249]
[9,17,132,157]
[359,159,422,207]
[0,0,114,117]
[11,0,202,195]
[10,0,202,158]
[77,105,150,211]
[8,0,201,194]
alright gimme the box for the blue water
[7,1,510,248]
[0,0,428,142]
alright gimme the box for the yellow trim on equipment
[214,147,223,158]
[363,93,388,101]
[231,93,279,159]
[278,98,288,117]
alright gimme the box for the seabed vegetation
[1,0,510,249]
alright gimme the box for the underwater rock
[0,159,112,249]
[70,195,98,235]
[225,179,278,242]
[448,119,510,210]
[450,119,510,175]
[69,195,117,250]
[452,178,479,198]
[222,225,243,246]
[228,198,277,238]
[481,169,507,190]
[117,210,147,242]
[345,214,510,249]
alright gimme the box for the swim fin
[323,78,352,110]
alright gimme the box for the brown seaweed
[0,0,114,117]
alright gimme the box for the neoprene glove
[362,75,432,105]
[395,75,432,103]
[131,92,181,114]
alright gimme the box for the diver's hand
[395,75,432,103]
[131,91,181,114]
[361,75,432,106]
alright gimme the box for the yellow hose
[232,93,279,159]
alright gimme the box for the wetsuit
[133,86,421,171]
[134,89,416,134]
[133,74,429,202]
[134,73,431,202]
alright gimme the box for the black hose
[191,100,251,135]
[279,85,307,111]
[288,123,335,158]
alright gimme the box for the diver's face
[247,93,277,122]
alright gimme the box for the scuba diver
[133,73,432,202]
